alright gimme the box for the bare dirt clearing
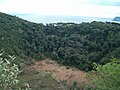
[29,59,87,85]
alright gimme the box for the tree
[92,59,120,90]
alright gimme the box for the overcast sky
[0,0,120,18]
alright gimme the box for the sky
[0,0,120,18]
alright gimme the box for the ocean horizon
[11,14,115,24]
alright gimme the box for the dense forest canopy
[0,12,120,70]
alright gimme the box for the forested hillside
[0,12,120,70]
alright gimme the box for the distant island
[113,17,120,22]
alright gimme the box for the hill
[0,12,44,62]
[0,12,120,70]
[113,17,120,22]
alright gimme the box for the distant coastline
[113,17,120,22]
[11,14,114,24]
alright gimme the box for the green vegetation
[0,52,31,90]
[0,12,120,89]
[19,71,68,90]
[0,12,120,71]
[0,52,20,90]
[79,59,120,90]
[93,59,120,90]
[0,51,68,90]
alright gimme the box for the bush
[92,59,120,90]
[0,52,31,90]
[0,52,21,90]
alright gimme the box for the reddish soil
[29,59,87,85]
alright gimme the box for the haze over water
[13,14,112,24]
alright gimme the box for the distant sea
[11,14,117,24]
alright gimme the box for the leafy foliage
[92,59,120,90]
[0,52,21,90]
[0,52,31,90]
